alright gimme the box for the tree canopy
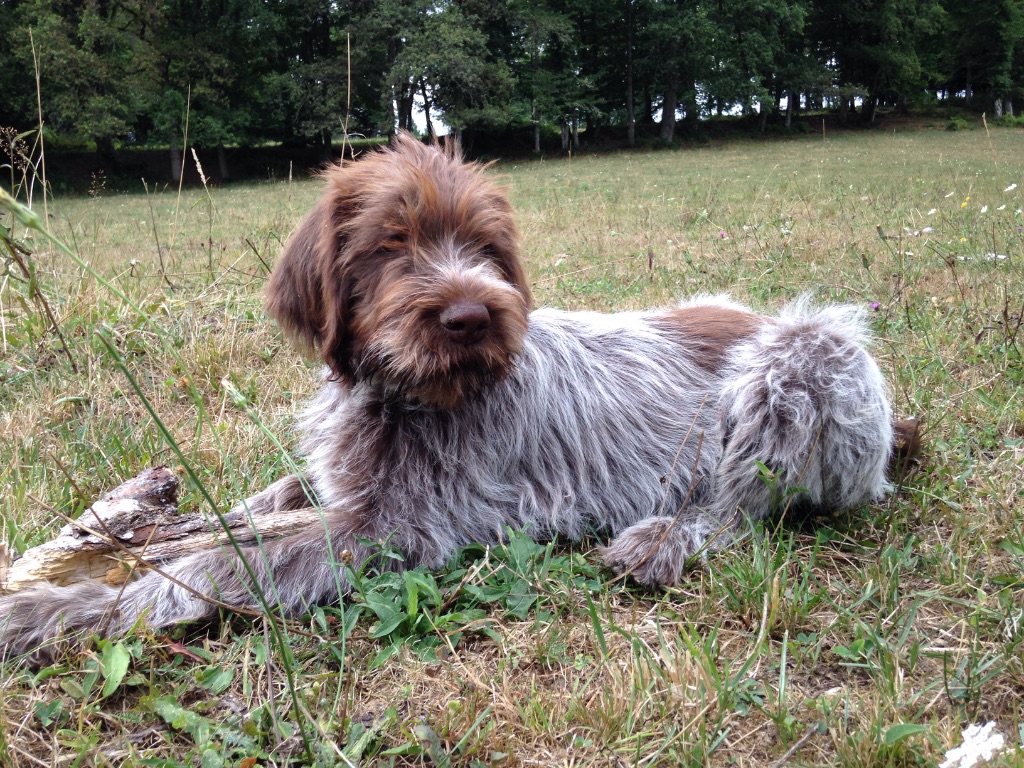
[1,0,1022,156]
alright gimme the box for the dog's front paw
[600,516,700,588]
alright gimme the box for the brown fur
[652,306,763,372]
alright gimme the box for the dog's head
[266,133,532,408]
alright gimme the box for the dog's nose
[440,302,491,344]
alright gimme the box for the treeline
[1,0,1022,162]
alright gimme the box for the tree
[147,0,285,176]
[10,0,159,169]
[398,2,517,136]
[809,0,947,121]
[639,0,713,143]
[942,0,1023,114]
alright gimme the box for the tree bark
[642,89,655,124]
[399,82,415,132]
[314,128,332,163]
[660,77,678,143]
[0,467,325,593]
[681,78,699,128]
[533,104,541,153]
[625,0,635,147]
[170,146,182,183]
[217,145,231,180]
[421,80,436,140]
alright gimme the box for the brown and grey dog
[0,135,904,660]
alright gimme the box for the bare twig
[0,229,77,373]
[143,178,176,290]
[28,28,47,224]
[767,724,819,768]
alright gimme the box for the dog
[0,134,907,660]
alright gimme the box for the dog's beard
[356,326,521,410]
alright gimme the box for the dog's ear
[266,161,367,379]
[265,199,331,358]
[491,196,533,309]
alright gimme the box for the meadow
[1,125,1023,767]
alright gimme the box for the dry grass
[1,125,1023,767]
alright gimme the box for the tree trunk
[386,38,400,135]
[533,104,541,153]
[642,89,655,124]
[625,0,635,147]
[571,111,580,151]
[681,79,699,128]
[660,80,678,143]
[561,121,569,152]
[170,146,182,183]
[421,80,435,140]
[396,79,415,133]
[217,145,231,180]
[995,98,1004,119]
[864,96,877,124]
[95,135,119,176]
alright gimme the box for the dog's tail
[0,502,366,663]
[710,299,895,523]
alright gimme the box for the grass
[2,125,1023,767]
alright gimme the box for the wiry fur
[0,135,898,661]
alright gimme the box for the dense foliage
[1,0,1022,153]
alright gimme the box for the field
[2,126,1023,767]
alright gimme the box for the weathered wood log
[0,466,324,593]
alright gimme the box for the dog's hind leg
[709,302,894,524]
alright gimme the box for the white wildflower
[980,205,988,214]
[945,191,955,198]
[928,208,937,215]
[922,227,934,233]
[939,722,1005,768]
[1005,183,1017,192]
[997,205,1006,211]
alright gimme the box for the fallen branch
[0,466,323,593]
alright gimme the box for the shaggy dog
[0,135,904,660]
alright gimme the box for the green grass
[2,126,1023,766]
